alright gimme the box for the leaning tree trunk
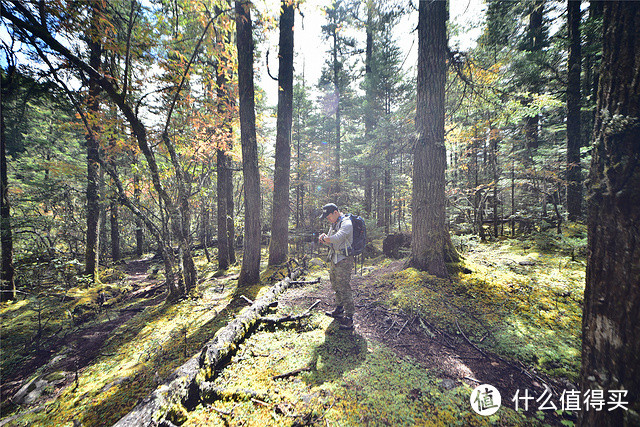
[409,0,458,277]
[579,2,640,426]
[2,1,198,298]
[268,0,294,267]
[566,0,583,221]
[236,0,262,287]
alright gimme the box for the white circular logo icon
[470,384,501,416]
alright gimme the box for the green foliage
[4,76,87,263]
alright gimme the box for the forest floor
[0,228,587,426]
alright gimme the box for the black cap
[319,203,338,219]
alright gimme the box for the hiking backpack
[346,214,366,257]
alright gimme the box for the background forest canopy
[1,0,596,296]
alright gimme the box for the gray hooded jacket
[326,214,353,264]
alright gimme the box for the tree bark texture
[1,86,15,301]
[409,0,455,278]
[331,24,342,199]
[110,198,121,262]
[84,3,102,281]
[567,0,583,221]
[236,0,262,287]
[268,0,294,267]
[217,148,230,271]
[580,2,640,425]
[364,4,374,217]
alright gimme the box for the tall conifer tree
[580,2,640,425]
[409,0,457,277]
[268,0,295,266]
[235,0,261,286]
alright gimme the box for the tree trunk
[1,85,15,301]
[268,0,294,267]
[226,168,236,265]
[566,0,583,221]
[133,163,144,258]
[110,197,121,262]
[408,0,457,277]
[580,2,640,425]
[384,147,392,234]
[84,3,102,281]
[217,148,230,271]
[364,4,374,217]
[490,125,500,238]
[583,1,604,148]
[236,0,261,287]
[331,25,341,199]
[214,7,235,271]
[376,180,384,227]
[523,0,544,153]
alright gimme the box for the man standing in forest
[318,203,355,330]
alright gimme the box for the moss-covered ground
[1,228,586,426]
[390,230,585,383]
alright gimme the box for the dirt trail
[280,260,557,417]
[1,258,164,407]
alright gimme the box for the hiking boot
[325,306,344,319]
[338,316,354,330]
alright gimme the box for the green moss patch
[185,313,531,426]
[386,235,585,383]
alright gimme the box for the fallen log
[199,382,268,403]
[260,299,321,324]
[272,366,312,380]
[113,268,305,427]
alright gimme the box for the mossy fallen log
[197,272,301,380]
[199,382,268,403]
[114,268,303,427]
